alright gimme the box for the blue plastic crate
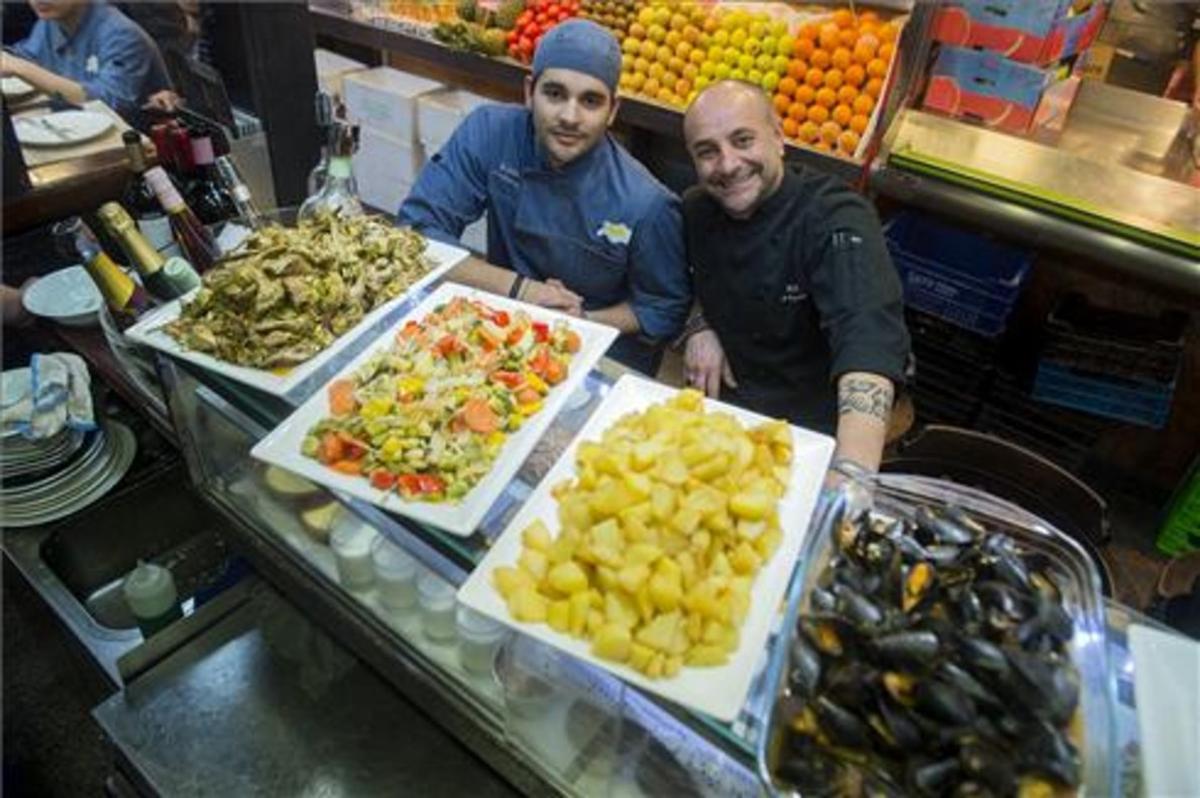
[886,212,1034,338]
[1032,361,1175,429]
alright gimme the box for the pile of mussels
[774,504,1083,798]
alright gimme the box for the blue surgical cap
[532,19,621,95]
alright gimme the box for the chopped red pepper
[491,370,523,389]
[528,345,551,377]
[370,469,397,490]
[532,321,550,343]
[416,474,446,495]
[396,473,446,496]
[490,310,511,327]
[435,334,462,357]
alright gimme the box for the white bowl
[22,266,102,327]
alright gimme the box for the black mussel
[1029,570,1062,603]
[959,637,1011,678]
[908,757,961,796]
[952,780,998,798]
[945,505,988,537]
[803,616,854,657]
[811,586,837,612]
[982,532,1018,556]
[1007,650,1079,726]
[925,544,966,566]
[959,740,1016,795]
[1017,593,1074,650]
[875,695,922,749]
[834,583,885,628]
[864,539,894,569]
[915,505,976,545]
[954,587,986,630]
[975,580,1032,621]
[991,548,1032,591]
[776,732,842,795]
[937,661,1000,708]
[822,659,880,710]
[789,636,822,697]
[915,678,977,726]
[894,533,930,562]
[1020,720,1082,788]
[903,562,936,613]
[814,696,872,749]
[871,630,941,668]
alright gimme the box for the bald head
[684,80,777,141]
[682,79,786,220]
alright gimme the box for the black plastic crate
[1042,293,1188,385]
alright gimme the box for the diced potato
[569,592,591,637]
[650,483,676,521]
[672,507,702,536]
[493,565,532,599]
[691,453,730,481]
[605,591,639,629]
[664,655,683,678]
[731,542,762,575]
[522,520,552,552]
[636,611,681,651]
[618,563,651,594]
[685,645,729,667]
[595,565,619,592]
[655,456,689,486]
[518,549,549,582]
[586,608,606,636]
[590,518,623,550]
[648,572,683,612]
[629,642,655,672]
[646,652,665,678]
[548,561,589,595]
[592,623,632,662]
[729,490,772,521]
[626,543,663,567]
[547,600,571,633]
[510,587,548,623]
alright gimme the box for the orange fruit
[832,9,854,29]
[818,23,840,50]
[879,22,899,43]
[878,42,895,62]
[859,10,880,24]
[831,47,853,70]
[806,104,829,124]
[838,129,861,153]
[866,58,887,78]
[857,20,880,38]
[865,77,884,98]
[820,120,842,143]
[787,59,808,80]
[794,84,816,105]
[799,22,821,42]
[824,68,844,90]
[837,85,859,105]
[849,113,869,134]
[839,28,858,48]
[832,103,853,126]
[798,120,820,143]
[788,102,807,122]
[814,139,832,151]
[675,78,692,96]
[805,67,825,88]
[810,48,831,69]
[853,94,875,115]
[794,37,815,60]
[782,117,799,138]
[773,93,792,115]
[815,86,837,108]
[778,76,798,96]
[844,64,866,87]
[854,41,877,65]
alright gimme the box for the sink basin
[39,464,230,630]
[3,461,236,684]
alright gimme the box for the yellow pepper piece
[525,372,549,394]
[518,400,543,416]
[360,397,393,419]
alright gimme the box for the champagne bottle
[120,131,174,252]
[144,166,222,273]
[96,202,201,301]
[214,155,266,229]
[186,133,237,225]
[298,122,362,222]
[72,219,150,329]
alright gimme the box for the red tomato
[556,11,569,22]
[370,469,396,490]
[417,474,446,495]
[516,10,532,26]
[547,3,560,16]
[491,310,511,327]
[519,36,534,59]
[491,370,523,388]
[532,321,550,343]
[535,12,548,25]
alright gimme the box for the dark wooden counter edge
[870,164,1200,302]
[308,5,866,184]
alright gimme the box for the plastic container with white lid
[418,572,457,642]
[329,517,377,591]
[456,605,508,675]
[371,535,417,611]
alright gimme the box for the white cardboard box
[417,88,491,152]
[313,48,367,100]
[353,126,423,214]
[343,67,444,144]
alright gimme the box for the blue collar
[49,3,96,53]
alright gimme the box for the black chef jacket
[683,167,910,434]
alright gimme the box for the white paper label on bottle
[138,214,173,251]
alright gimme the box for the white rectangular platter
[124,238,470,397]
[458,374,836,721]
[250,282,619,537]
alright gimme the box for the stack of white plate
[1,426,88,478]
[0,421,137,528]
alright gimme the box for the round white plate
[13,110,114,148]
[1,76,35,98]
[22,266,102,326]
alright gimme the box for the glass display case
[157,279,773,796]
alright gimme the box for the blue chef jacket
[398,104,691,372]
[12,2,171,122]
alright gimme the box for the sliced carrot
[515,387,540,405]
[543,358,567,385]
[319,433,345,464]
[328,379,357,416]
[330,460,363,476]
[462,398,499,434]
[564,330,582,354]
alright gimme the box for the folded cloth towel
[0,353,96,439]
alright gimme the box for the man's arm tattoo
[837,377,894,422]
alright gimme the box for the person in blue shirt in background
[2,0,171,123]
[398,19,691,374]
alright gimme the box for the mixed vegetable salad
[301,296,582,502]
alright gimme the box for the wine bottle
[71,219,151,329]
[298,122,362,222]
[307,90,334,197]
[186,133,237,225]
[120,131,175,253]
[144,166,222,273]
[214,155,266,229]
[96,202,201,301]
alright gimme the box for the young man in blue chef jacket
[398,20,691,374]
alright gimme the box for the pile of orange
[772,9,898,157]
